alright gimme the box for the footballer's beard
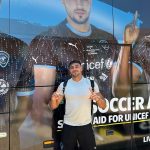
[71,15,89,25]
[71,16,89,25]
[70,10,90,25]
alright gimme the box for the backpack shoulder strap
[90,79,95,115]
[63,79,68,94]
[90,79,94,92]
[63,80,68,107]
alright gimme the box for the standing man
[50,60,106,150]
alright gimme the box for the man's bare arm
[31,67,56,122]
[14,95,32,129]
[112,11,140,97]
[95,92,106,109]
[90,91,106,109]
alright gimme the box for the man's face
[69,63,83,77]
[62,0,92,24]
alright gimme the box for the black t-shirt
[0,33,34,113]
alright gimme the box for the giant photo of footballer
[0,0,150,150]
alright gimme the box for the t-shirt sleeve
[29,34,57,68]
[94,81,100,93]
[56,82,64,96]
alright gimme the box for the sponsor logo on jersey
[32,56,39,64]
[0,79,9,95]
[105,58,113,70]
[99,40,110,50]
[68,42,78,49]
[86,45,99,55]
[82,58,113,70]
[82,59,104,70]
[0,51,9,68]
[99,73,108,81]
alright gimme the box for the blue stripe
[113,62,143,74]
[17,90,35,97]
[66,23,91,37]
[34,65,56,69]
[132,62,143,74]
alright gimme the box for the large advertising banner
[0,0,150,150]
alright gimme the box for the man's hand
[89,89,100,102]
[51,92,62,102]
[50,92,63,110]
[124,11,139,44]
[89,88,106,109]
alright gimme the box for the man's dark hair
[69,60,81,68]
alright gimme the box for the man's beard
[71,72,80,78]
[71,14,89,25]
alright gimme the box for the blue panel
[0,0,143,44]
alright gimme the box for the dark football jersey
[30,19,119,99]
[0,33,34,113]
[133,35,150,80]
[131,35,150,103]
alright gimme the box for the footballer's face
[69,63,83,78]
[62,0,92,25]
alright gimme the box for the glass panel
[0,1,10,150]
[0,0,9,34]
[9,0,49,45]
[0,0,149,150]
[131,83,150,150]
[112,0,150,149]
